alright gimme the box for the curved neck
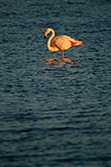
[47,29,56,51]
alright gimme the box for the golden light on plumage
[44,28,83,59]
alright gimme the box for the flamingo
[44,28,83,59]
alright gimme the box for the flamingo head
[44,28,52,38]
[44,28,55,39]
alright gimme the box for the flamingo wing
[52,35,73,51]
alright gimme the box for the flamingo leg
[61,50,64,58]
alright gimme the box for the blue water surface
[0,0,111,166]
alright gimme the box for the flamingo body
[52,35,73,50]
[44,28,83,58]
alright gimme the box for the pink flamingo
[44,28,83,58]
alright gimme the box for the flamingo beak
[44,34,46,39]
[44,32,47,39]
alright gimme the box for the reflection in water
[44,57,85,68]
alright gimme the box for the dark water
[0,0,111,166]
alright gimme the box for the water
[0,0,111,166]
